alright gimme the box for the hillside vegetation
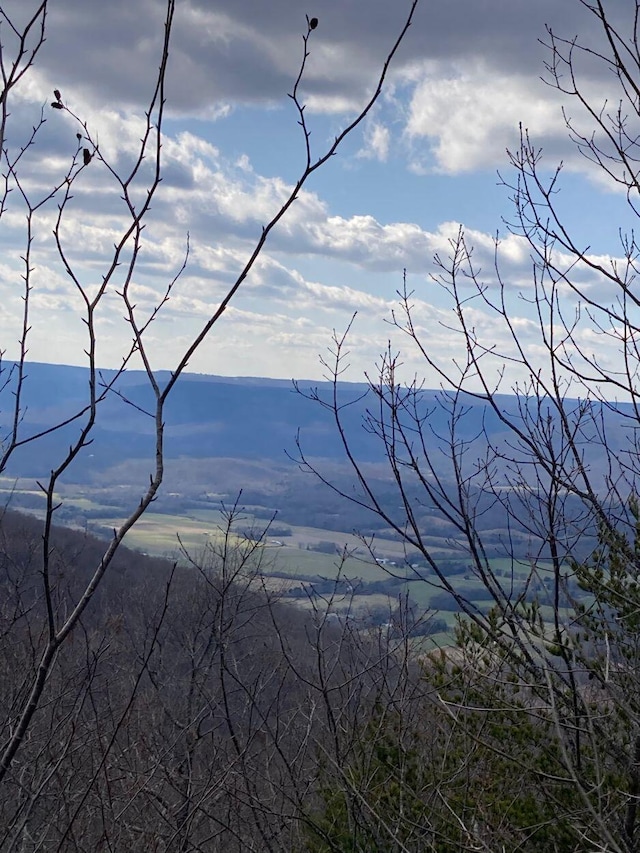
[0,507,626,851]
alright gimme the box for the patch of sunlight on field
[98,512,246,558]
[63,497,101,510]
[293,592,397,612]
[273,547,389,579]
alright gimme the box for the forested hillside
[0,507,632,851]
[2,361,631,486]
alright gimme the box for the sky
[1,0,637,390]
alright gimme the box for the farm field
[0,475,586,644]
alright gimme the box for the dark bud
[83,148,92,165]
[76,132,82,141]
[309,16,318,29]
[53,89,62,102]
[51,101,64,110]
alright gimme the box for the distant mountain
[0,361,633,487]
[1,362,380,477]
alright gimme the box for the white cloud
[0,0,634,391]
[405,60,563,174]
[357,121,390,162]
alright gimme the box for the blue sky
[1,0,635,388]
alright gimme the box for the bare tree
[0,0,420,827]
[0,500,450,850]
[296,1,640,849]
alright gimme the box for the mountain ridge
[0,361,632,487]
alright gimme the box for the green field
[1,478,585,642]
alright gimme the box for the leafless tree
[0,500,450,851]
[0,0,420,839]
[296,2,640,849]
